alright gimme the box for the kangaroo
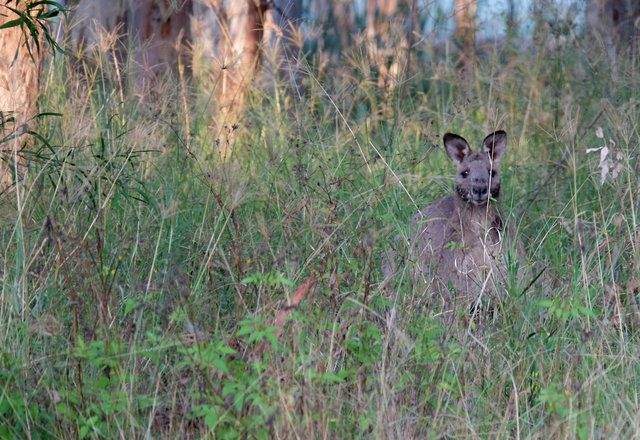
[384,131,515,314]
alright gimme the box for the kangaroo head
[443,131,507,206]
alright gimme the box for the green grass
[2,19,640,439]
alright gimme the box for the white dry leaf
[595,126,604,139]
[612,163,624,180]
[585,146,604,154]
[599,146,610,185]
[585,145,610,185]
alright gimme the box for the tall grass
[1,10,640,439]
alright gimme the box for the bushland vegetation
[1,1,640,438]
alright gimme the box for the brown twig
[256,273,317,357]
[273,274,317,338]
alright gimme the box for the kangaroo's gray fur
[384,131,517,312]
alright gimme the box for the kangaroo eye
[461,170,469,178]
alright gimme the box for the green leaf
[218,345,237,355]
[204,407,218,429]
[124,298,139,315]
[222,381,239,398]
[241,274,260,285]
[212,357,230,375]
[321,372,344,383]
[236,326,254,337]
[0,18,24,30]
[577,306,598,317]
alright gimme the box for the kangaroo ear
[482,131,507,162]
[444,133,471,165]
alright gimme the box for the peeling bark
[0,1,42,188]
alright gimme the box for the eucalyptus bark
[454,0,477,79]
[0,1,42,188]
[71,0,194,91]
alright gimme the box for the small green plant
[0,355,56,439]
[443,240,465,251]
[538,382,571,418]
[538,297,599,321]
[180,334,277,439]
[241,271,294,289]
[53,337,131,439]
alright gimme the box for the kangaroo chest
[445,208,504,282]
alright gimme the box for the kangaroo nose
[472,186,487,197]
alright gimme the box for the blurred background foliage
[1,0,640,438]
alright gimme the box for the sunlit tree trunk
[219,0,265,109]
[70,0,193,92]
[200,0,276,158]
[227,0,265,71]
[212,0,266,158]
[0,1,41,188]
[366,0,410,90]
[454,0,477,79]
[130,0,193,92]
[70,0,128,53]
[365,0,400,38]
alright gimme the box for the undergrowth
[1,10,640,440]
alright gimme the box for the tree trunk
[589,0,640,46]
[311,0,354,51]
[221,0,266,107]
[69,0,128,53]
[267,0,304,92]
[130,0,194,92]
[335,0,355,49]
[210,0,266,158]
[454,0,477,79]
[71,0,193,93]
[366,0,409,89]
[0,1,42,188]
